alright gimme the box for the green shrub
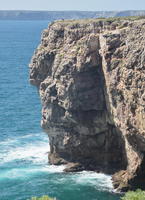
[121,189,145,200]
[29,195,56,200]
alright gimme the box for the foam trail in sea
[0,132,49,164]
[0,165,66,179]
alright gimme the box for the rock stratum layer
[30,18,145,191]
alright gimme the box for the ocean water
[0,20,120,200]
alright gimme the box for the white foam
[40,165,66,173]
[0,165,66,179]
[0,132,49,164]
[0,132,47,145]
[0,138,18,145]
[0,142,49,164]
[71,171,113,191]
[0,133,114,192]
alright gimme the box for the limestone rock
[30,18,145,191]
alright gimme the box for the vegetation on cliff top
[29,195,56,200]
[121,189,145,200]
[28,190,145,200]
[56,15,145,26]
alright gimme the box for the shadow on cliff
[97,62,128,175]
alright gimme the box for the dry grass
[55,15,145,26]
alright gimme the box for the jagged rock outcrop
[29,17,145,191]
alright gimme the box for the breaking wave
[0,132,114,192]
[72,171,113,191]
[0,133,49,164]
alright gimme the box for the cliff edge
[29,17,145,191]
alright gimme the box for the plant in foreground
[29,195,56,200]
[121,189,145,200]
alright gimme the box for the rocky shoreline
[30,17,145,192]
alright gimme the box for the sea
[0,20,120,200]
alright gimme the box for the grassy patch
[28,195,56,200]
[121,189,145,200]
[55,15,145,26]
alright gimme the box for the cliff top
[56,15,145,23]
[51,16,145,28]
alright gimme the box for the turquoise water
[0,20,120,200]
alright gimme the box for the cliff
[29,17,145,191]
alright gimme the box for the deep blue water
[0,20,120,200]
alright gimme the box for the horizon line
[0,9,145,12]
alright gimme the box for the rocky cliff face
[30,18,145,191]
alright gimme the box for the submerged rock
[29,17,145,191]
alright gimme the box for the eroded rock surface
[30,18,145,191]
